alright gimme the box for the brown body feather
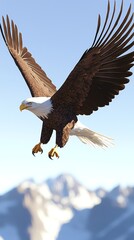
[0,0,134,150]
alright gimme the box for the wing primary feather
[98,0,124,48]
[93,0,110,47]
[91,14,101,48]
[6,15,13,47]
[15,24,19,53]
[101,52,134,66]
[1,17,8,45]
[19,32,23,54]
[95,1,116,48]
[11,20,16,50]
[100,22,134,60]
[102,41,134,64]
[101,4,132,51]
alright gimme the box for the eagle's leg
[32,143,43,156]
[48,120,76,160]
[48,145,59,160]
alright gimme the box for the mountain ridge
[0,174,134,240]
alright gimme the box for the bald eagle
[0,1,134,159]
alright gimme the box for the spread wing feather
[0,15,56,97]
[52,0,134,115]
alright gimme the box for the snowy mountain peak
[46,173,100,209]
[107,185,134,208]
[46,173,83,198]
[1,174,134,240]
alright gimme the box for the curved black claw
[48,153,53,160]
[48,153,59,160]
[32,143,43,156]
[32,149,43,156]
[48,145,59,160]
[32,151,35,157]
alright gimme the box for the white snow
[0,237,4,240]
[70,187,100,209]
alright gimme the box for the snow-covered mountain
[0,174,134,240]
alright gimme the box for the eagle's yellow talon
[48,145,59,160]
[32,143,43,156]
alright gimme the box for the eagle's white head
[19,97,53,118]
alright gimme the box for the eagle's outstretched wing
[52,1,134,115]
[0,15,56,97]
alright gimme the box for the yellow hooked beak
[19,103,28,111]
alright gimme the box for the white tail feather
[70,121,113,148]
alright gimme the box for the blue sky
[0,0,134,194]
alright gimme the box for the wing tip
[91,0,134,49]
